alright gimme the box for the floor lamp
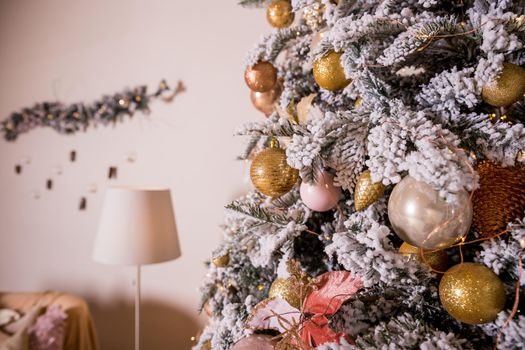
[92,187,181,350]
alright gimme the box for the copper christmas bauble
[313,50,350,91]
[250,83,282,116]
[439,263,505,325]
[266,0,294,28]
[245,62,278,93]
[398,242,448,272]
[354,170,385,211]
[473,161,525,238]
[268,277,302,309]
[250,142,298,198]
[482,62,525,107]
[212,252,230,268]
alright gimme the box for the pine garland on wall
[1,80,185,141]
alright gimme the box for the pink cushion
[28,306,67,350]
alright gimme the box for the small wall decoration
[15,165,21,174]
[108,166,118,180]
[1,80,185,141]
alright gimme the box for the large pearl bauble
[231,334,277,350]
[388,176,472,250]
[482,62,525,107]
[300,171,341,212]
[439,263,505,325]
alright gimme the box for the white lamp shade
[93,187,181,265]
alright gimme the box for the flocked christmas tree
[194,1,525,349]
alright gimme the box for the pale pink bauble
[300,171,341,212]
[231,335,277,350]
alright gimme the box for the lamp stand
[135,265,141,350]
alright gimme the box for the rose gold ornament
[250,83,282,116]
[245,62,278,93]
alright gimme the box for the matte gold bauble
[439,263,505,325]
[268,277,302,309]
[212,253,230,268]
[473,161,525,238]
[482,62,525,107]
[354,170,385,211]
[202,340,212,350]
[250,140,298,198]
[250,83,282,116]
[266,0,294,28]
[313,50,350,91]
[398,242,448,272]
[245,62,278,93]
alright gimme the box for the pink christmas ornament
[231,334,277,350]
[300,171,341,212]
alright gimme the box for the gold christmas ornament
[398,242,448,272]
[439,263,505,325]
[212,252,230,268]
[266,0,294,28]
[482,62,525,107]
[250,139,299,198]
[313,50,350,91]
[245,62,278,93]
[354,170,386,211]
[202,340,212,350]
[472,161,525,238]
[250,83,282,116]
[268,277,302,309]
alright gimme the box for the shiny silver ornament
[388,176,472,250]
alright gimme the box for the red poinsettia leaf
[303,271,363,316]
[300,315,349,347]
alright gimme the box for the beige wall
[0,1,265,348]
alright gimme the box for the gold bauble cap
[313,51,351,92]
[439,263,505,325]
[482,62,525,107]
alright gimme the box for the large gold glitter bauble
[268,277,302,309]
[354,170,386,211]
[482,62,525,107]
[266,0,294,28]
[212,252,230,268]
[399,242,448,272]
[245,62,278,93]
[439,263,505,325]
[250,140,298,198]
[313,51,350,91]
[250,83,282,117]
[472,160,525,238]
